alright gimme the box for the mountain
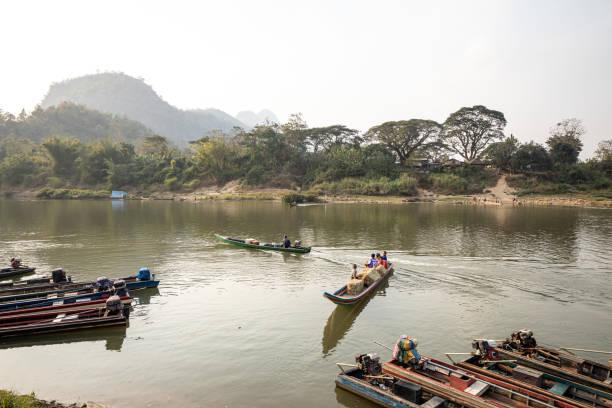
[41,73,248,146]
[236,109,280,128]
[0,102,152,145]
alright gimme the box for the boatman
[282,235,291,248]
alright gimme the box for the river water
[0,200,610,407]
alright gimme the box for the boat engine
[355,353,382,376]
[137,267,151,281]
[472,340,499,361]
[113,279,129,297]
[95,276,113,291]
[52,268,67,283]
[504,329,537,351]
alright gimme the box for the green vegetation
[1,101,610,200]
[0,390,39,408]
[281,193,319,203]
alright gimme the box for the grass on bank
[309,175,418,196]
[35,187,110,199]
[0,390,39,408]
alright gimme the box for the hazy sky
[1,0,610,156]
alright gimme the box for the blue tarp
[111,190,127,198]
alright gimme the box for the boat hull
[324,265,393,305]
[0,267,36,280]
[214,234,311,253]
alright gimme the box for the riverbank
[0,390,105,408]
[2,181,611,208]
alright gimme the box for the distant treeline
[0,104,611,197]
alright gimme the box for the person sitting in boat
[382,251,388,262]
[351,264,358,279]
[282,235,291,248]
[377,254,388,268]
[364,254,378,268]
[10,258,20,268]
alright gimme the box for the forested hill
[0,102,152,145]
[41,73,248,146]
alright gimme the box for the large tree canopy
[546,118,584,152]
[441,105,506,161]
[306,125,362,152]
[364,119,442,166]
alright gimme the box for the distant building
[111,190,127,199]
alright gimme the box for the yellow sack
[347,279,364,295]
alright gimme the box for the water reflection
[111,200,127,211]
[322,282,388,357]
[0,326,127,351]
[133,288,160,305]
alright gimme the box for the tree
[550,142,579,166]
[484,135,519,171]
[306,125,362,152]
[42,136,82,178]
[441,105,506,161]
[192,135,240,184]
[594,140,612,170]
[546,118,584,152]
[510,142,551,172]
[365,119,442,166]
[142,134,168,155]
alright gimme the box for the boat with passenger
[214,233,311,253]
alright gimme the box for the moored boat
[0,296,129,338]
[488,330,612,395]
[458,349,612,408]
[0,295,132,327]
[336,353,471,408]
[324,263,393,305]
[214,233,311,253]
[0,259,36,280]
[0,268,159,295]
[383,356,579,408]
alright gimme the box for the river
[0,200,610,407]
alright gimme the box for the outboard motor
[504,329,537,351]
[472,340,500,361]
[95,276,113,291]
[294,240,301,248]
[113,279,129,297]
[105,295,124,316]
[137,268,151,281]
[52,268,67,283]
[355,353,382,376]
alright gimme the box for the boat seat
[464,380,490,397]
[420,396,446,408]
[548,382,570,396]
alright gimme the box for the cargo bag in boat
[363,268,381,286]
[346,279,364,296]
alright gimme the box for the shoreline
[2,187,611,208]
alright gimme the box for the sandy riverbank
[2,177,611,208]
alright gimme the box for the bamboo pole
[560,347,612,355]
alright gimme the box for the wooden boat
[0,274,159,296]
[336,358,472,408]
[0,265,36,280]
[0,309,128,339]
[0,289,120,312]
[383,356,579,408]
[214,233,311,253]
[458,354,612,408]
[489,331,612,395]
[324,264,393,305]
[0,296,132,327]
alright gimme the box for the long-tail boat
[0,297,129,338]
[214,233,311,253]
[457,340,612,408]
[323,263,393,305]
[0,295,132,327]
[0,269,159,294]
[486,330,612,395]
[336,353,472,408]
[0,286,127,312]
[0,263,35,280]
[383,356,580,408]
